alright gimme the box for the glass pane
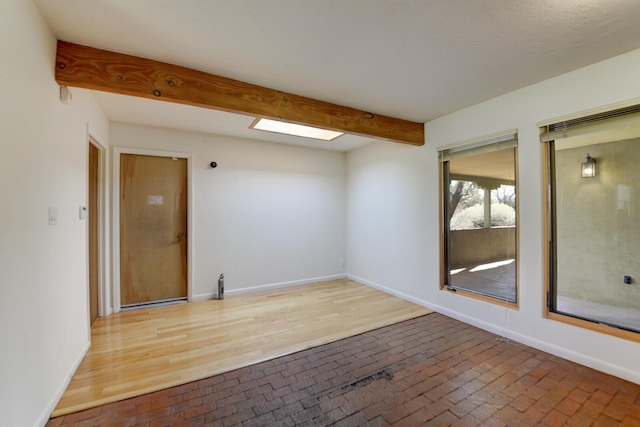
[445,147,517,302]
[553,135,640,332]
[449,181,485,230]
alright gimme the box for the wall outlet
[341,259,347,268]
[48,206,58,225]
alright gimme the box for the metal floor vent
[341,368,394,391]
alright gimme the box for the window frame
[439,131,520,309]
[541,105,640,343]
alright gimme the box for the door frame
[86,127,109,326]
[112,147,193,313]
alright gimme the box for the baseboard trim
[36,340,91,427]
[193,274,348,301]
[347,274,438,312]
[348,274,640,385]
[431,302,640,385]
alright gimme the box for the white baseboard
[347,274,438,312]
[348,274,640,385]
[431,302,640,385]
[192,274,348,301]
[35,340,91,427]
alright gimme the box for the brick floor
[47,314,640,426]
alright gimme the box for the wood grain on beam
[55,41,424,146]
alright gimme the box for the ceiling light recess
[250,118,344,141]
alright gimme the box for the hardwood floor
[52,279,432,417]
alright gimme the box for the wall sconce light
[581,154,596,178]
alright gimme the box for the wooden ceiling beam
[55,41,424,146]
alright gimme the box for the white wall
[347,48,640,384]
[347,141,433,302]
[110,123,346,301]
[0,1,109,426]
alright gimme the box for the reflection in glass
[443,147,518,303]
[551,131,640,332]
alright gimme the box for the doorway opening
[88,140,100,325]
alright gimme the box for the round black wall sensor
[210,161,218,168]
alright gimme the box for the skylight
[249,118,344,141]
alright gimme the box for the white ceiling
[35,0,640,151]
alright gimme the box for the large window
[440,132,518,304]
[542,105,640,339]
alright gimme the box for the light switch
[48,206,58,225]
[79,206,87,220]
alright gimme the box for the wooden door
[88,143,99,324]
[120,154,188,306]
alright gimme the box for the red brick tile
[452,413,482,427]
[470,402,500,421]
[445,387,472,404]
[523,384,546,400]
[393,409,428,426]
[332,412,368,427]
[528,366,551,379]
[361,400,392,420]
[312,407,346,425]
[603,401,632,421]
[424,381,457,401]
[59,406,103,423]
[447,396,481,418]
[580,399,606,419]
[271,401,304,421]
[479,418,507,427]
[502,380,527,397]
[148,412,185,426]
[318,394,347,412]
[566,411,596,427]
[597,381,622,396]
[427,409,460,426]
[215,408,253,426]
[510,393,536,412]
[181,386,210,402]
[589,389,615,407]
[556,396,581,416]
[533,395,559,415]
[541,409,569,426]
[493,404,521,422]
[366,415,392,426]
[184,399,219,420]
[595,413,624,427]
[402,394,430,415]
[621,416,640,427]
[516,406,546,425]
[578,378,600,393]
[567,387,591,404]
[537,375,560,391]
